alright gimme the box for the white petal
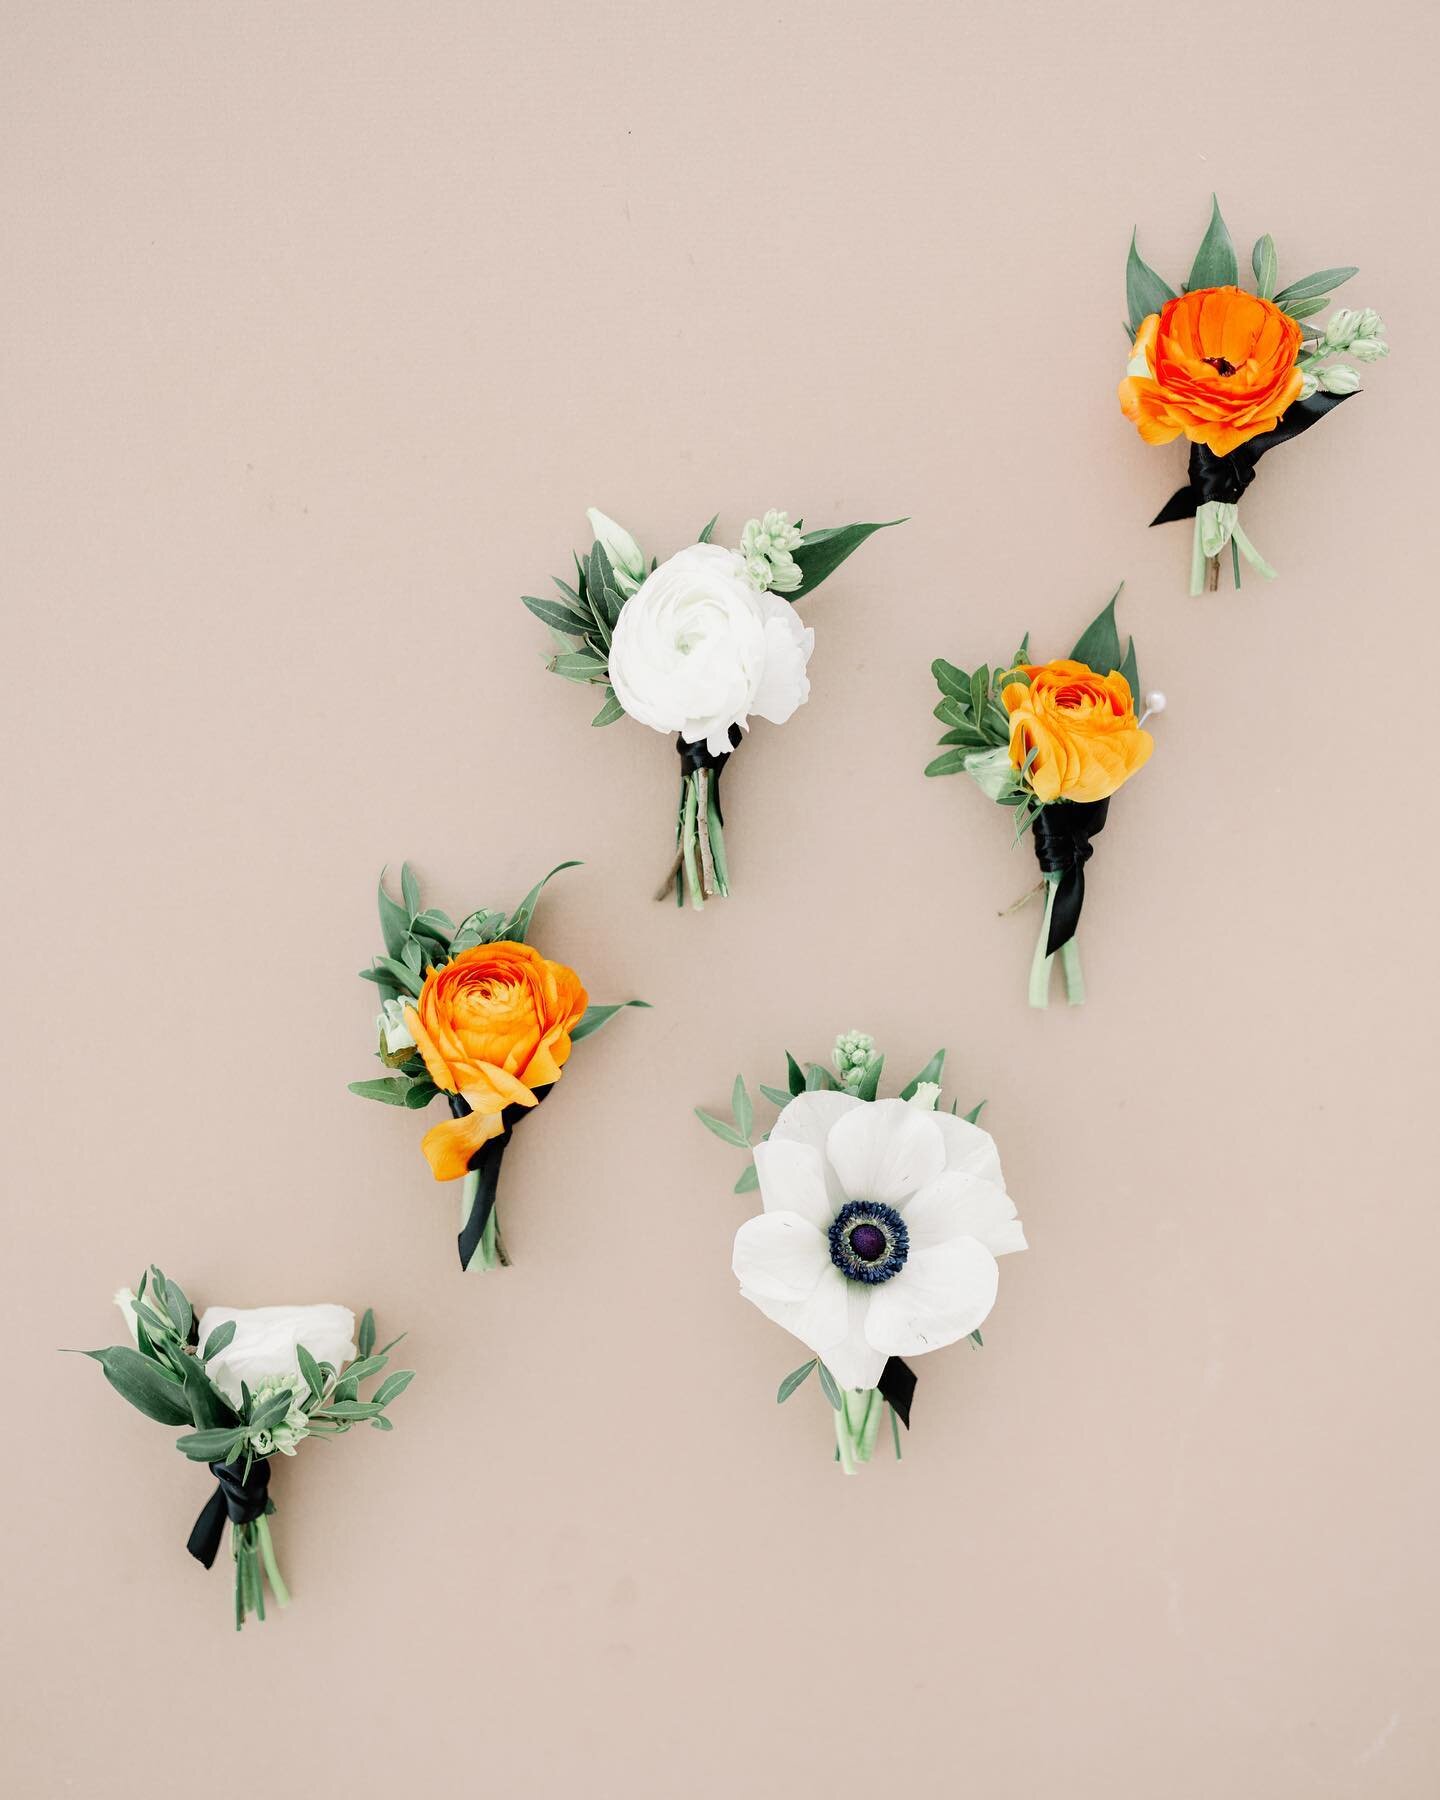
[863,1239,999,1359]
[933,1112,1006,1185]
[740,1264,851,1356]
[769,1090,864,1207]
[820,1285,888,1390]
[901,1171,1027,1258]
[825,1098,946,1204]
[732,1211,830,1302]
[753,1138,834,1230]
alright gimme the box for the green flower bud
[1317,364,1362,395]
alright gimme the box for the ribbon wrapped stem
[657,728,740,909]
[186,1456,287,1631]
[449,1086,552,1271]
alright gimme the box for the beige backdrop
[4,3,1437,1796]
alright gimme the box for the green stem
[1027,873,1060,1009]
[680,774,702,910]
[889,1403,903,1461]
[1058,933,1085,1007]
[705,775,730,898]
[459,1170,491,1272]
[255,1513,290,1609]
[833,1398,858,1475]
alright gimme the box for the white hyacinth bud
[1322,308,1360,352]
[1349,336,1388,364]
[1317,364,1362,395]
[377,996,417,1067]
[585,508,645,594]
[739,511,804,593]
[1298,369,1321,401]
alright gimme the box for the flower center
[828,1200,909,1285]
[1202,355,1239,377]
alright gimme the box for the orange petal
[420,1109,506,1182]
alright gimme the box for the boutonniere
[1120,196,1389,593]
[351,862,644,1270]
[699,1035,1025,1471]
[523,507,900,908]
[72,1273,412,1629]
[925,589,1160,1008]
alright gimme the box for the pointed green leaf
[1069,584,1124,673]
[969,665,990,719]
[570,999,650,1042]
[371,1415,395,1431]
[548,651,608,683]
[591,688,625,727]
[1126,228,1178,332]
[731,1074,753,1141]
[855,1053,884,1103]
[373,1369,416,1407]
[925,748,970,778]
[1187,195,1238,290]
[503,861,581,942]
[758,1084,790,1107]
[788,519,905,599]
[785,1052,805,1097]
[358,1309,375,1359]
[697,513,718,544]
[297,1343,324,1401]
[1274,266,1358,308]
[400,864,422,923]
[963,1100,986,1124]
[78,1346,192,1426]
[899,1049,946,1101]
[376,869,409,959]
[777,1359,817,1403]
[522,593,592,636]
[931,658,971,700]
[1119,636,1140,704]
[201,1320,236,1363]
[733,1163,760,1195]
[1251,234,1278,300]
[816,1362,843,1409]
[348,1077,415,1106]
[175,1427,247,1462]
[695,1107,749,1149]
[1281,295,1332,323]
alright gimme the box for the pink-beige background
[4,3,1437,1795]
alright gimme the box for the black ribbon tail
[186,1486,229,1568]
[878,1356,917,1429]
[186,1456,271,1568]
[1033,797,1111,957]
[451,1084,554,1270]
[1149,390,1356,528]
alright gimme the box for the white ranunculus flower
[377,996,416,1058]
[607,543,814,757]
[195,1303,357,1408]
[732,1094,1026,1390]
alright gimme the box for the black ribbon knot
[187,1456,271,1569]
[1150,390,1353,527]
[449,1082,554,1270]
[1033,798,1110,956]
[675,724,743,822]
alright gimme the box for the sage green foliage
[522,514,904,727]
[1125,195,1360,333]
[925,586,1138,842]
[350,862,648,1109]
[69,1269,414,1629]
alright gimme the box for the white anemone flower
[732,1094,1025,1390]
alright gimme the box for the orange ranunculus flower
[1002,661,1153,806]
[404,941,588,1181]
[1119,287,1304,458]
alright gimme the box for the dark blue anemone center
[827,1200,909,1285]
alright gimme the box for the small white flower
[739,511,804,594]
[963,744,1021,803]
[1298,369,1321,401]
[607,543,813,757]
[1317,364,1362,395]
[195,1304,357,1409]
[585,508,645,594]
[907,1082,941,1111]
[248,1373,311,1457]
[832,1030,875,1085]
[1349,336,1388,364]
[732,1094,1026,1390]
[377,996,416,1058]
[1322,307,1360,352]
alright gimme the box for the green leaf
[936,725,990,749]
[1187,194,1238,290]
[1282,295,1332,323]
[179,1355,235,1429]
[374,954,423,997]
[788,519,905,599]
[377,869,409,959]
[963,1100,987,1124]
[1010,631,1031,671]
[785,1052,805,1097]
[733,1163,760,1195]
[970,1329,984,1348]
[731,1074,753,1141]
[591,688,625,727]
[522,593,592,637]
[373,1369,416,1407]
[175,1427,246,1463]
[1119,635,1140,704]
[924,748,970,778]
[297,1343,324,1402]
[250,1388,294,1430]
[548,651,608,683]
[348,1077,415,1107]
[1274,266,1358,308]
[570,999,650,1043]
[162,1276,192,1340]
[400,864,422,924]
[316,1400,384,1420]
[855,1053,884,1103]
[371,1415,395,1431]
[969,665,989,719]
[697,513,718,544]
[200,1320,236,1363]
[804,1063,838,1091]
[816,1363,843,1410]
[403,1078,439,1109]
[695,1107,749,1149]
[503,861,581,943]
[758,1084,790,1107]
[1070,584,1123,673]
[1251,233,1278,300]
[899,1049,945,1101]
[777,1359,817,1403]
[934,696,975,728]
[931,658,971,700]
[358,1309,375,1360]
[1125,228,1178,333]
[79,1346,192,1426]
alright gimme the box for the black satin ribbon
[675,724,742,823]
[186,1457,270,1569]
[1033,798,1110,956]
[450,1084,553,1270]
[1150,391,1354,525]
[878,1356,917,1429]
